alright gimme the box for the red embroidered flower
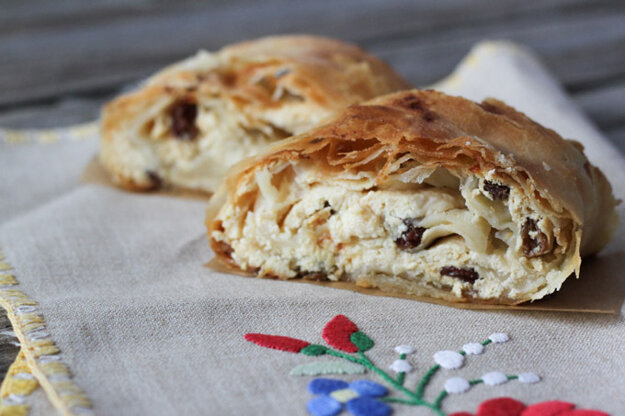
[322,315,373,353]
[450,397,609,416]
[520,401,574,416]
[244,333,328,356]
[244,334,310,353]
[323,315,359,352]
[476,398,525,416]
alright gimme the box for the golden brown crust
[210,89,616,257]
[100,35,411,191]
[103,35,410,132]
[207,89,617,304]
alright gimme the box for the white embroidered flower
[482,371,508,386]
[444,377,470,394]
[433,350,464,369]
[394,345,415,355]
[389,359,413,373]
[488,333,509,343]
[518,372,541,384]
[462,343,484,355]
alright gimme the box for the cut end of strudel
[99,35,411,193]
[207,89,618,305]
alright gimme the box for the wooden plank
[604,125,625,155]
[372,11,625,87]
[576,79,625,128]
[0,95,108,129]
[1,0,624,106]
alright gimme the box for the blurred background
[0,0,624,153]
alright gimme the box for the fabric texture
[0,41,624,416]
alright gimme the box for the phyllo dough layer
[100,35,410,193]
[207,90,617,304]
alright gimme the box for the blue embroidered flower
[306,378,392,416]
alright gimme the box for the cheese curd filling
[99,36,412,193]
[134,95,296,192]
[211,161,574,303]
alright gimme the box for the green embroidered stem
[324,349,445,415]
[482,339,492,346]
[397,372,406,385]
[415,364,440,398]
[397,353,406,385]
[381,397,419,405]
[507,374,518,380]
[470,379,483,386]
[356,351,422,403]
[434,390,447,408]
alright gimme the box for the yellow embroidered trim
[0,250,93,416]
[0,122,98,145]
[0,350,39,416]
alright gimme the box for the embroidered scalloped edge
[0,349,40,416]
[0,249,93,416]
[0,122,98,145]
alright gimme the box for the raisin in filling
[145,170,162,189]
[323,201,336,215]
[483,180,510,200]
[169,99,198,140]
[213,241,234,260]
[395,219,425,250]
[521,218,550,257]
[440,266,480,283]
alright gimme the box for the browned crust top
[102,35,412,135]
[216,89,617,256]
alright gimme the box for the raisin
[213,240,233,259]
[395,219,425,250]
[169,99,198,140]
[323,201,336,215]
[521,218,550,257]
[145,170,162,189]
[483,180,510,200]
[440,266,479,283]
[302,272,327,281]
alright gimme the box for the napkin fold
[1,42,624,416]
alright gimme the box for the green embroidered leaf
[350,331,374,352]
[289,361,366,376]
[301,344,328,356]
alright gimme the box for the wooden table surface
[1,0,624,380]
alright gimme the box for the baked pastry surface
[207,89,617,304]
[100,35,411,192]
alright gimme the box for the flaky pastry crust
[100,35,411,192]
[207,89,618,304]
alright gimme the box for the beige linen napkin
[1,42,624,416]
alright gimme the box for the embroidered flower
[433,350,465,369]
[482,371,508,386]
[244,333,310,353]
[393,345,414,355]
[389,359,412,373]
[322,315,373,353]
[244,333,328,356]
[307,378,391,416]
[488,333,509,343]
[449,397,609,416]
[462,343,484,355]
[444,376,471,394]
[245,317,603,415]
[517,372,540,384]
